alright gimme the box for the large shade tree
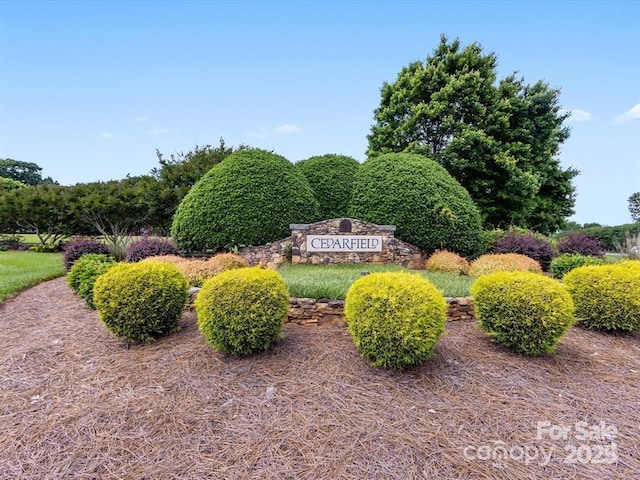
[367,35,578,234]
[629,192,640,223]
[0,184,81,245]
[0,158,56,185]
[151,138,247,231]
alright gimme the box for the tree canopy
[629,192,640,223]
[151,138,246,231]
[367,35,578,234]
[0,158,56,186]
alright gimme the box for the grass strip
[0,252,65,305]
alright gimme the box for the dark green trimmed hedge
[296,154,359,219]
[581,223,640,251]
[348,153,484,257]
[171,149,321,252]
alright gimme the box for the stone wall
[237,218,427,269]
[238,239,290,269]
[291,218,426,269]
[287,297,476,326]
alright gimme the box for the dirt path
[1,278,639,479]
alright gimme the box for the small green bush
[471,271,576,355]
[468,253,542,277]
[296,154,360,219]
[171,149,321,252]
[195,267,289,356]
[344,272,447,369]
[348,153,484,257]
[66,254,117,309]
[563,264,640,333]
[550,253,604,279]
[93,261,188,343]
[28,243,60,253]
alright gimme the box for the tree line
[2,35,638,247]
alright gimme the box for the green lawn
[278,263,474,299]
[0,251,65,305]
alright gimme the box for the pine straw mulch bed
[0,278,639,480]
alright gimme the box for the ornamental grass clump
[195,267,289,356]
[471,271,576,355]
[468,253,542,277]
[93,261,188,343]
[550,253,604,279]
[425,250,470,275]
[66,254,117,309]
[563,264,640,333]
[344,272,447,370]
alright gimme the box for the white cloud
[247,123,303,140]
[274,123,303,134]
[135,116,147,122]
[614,102,640,124]
[563,109,592,123]
[146,128,168,136]
[99,132,114,138]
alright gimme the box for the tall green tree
[0,176,27,192]
[0,158,56,186]
[151,138,247,230]
[629,192,640,222]
[66,177,157,259]
[367,35,578,234]
[0,184,80,244]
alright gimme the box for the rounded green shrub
[66,254,117,309]
[93,261,188,343]
[344,272,447,369]
[471,271,576,355]
[348,153,483,257]
[563,264,640,333]
[296,154,360,219]
[550,253,605,279]
[171,149,321,252]
[195,267,289,356]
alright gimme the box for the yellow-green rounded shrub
[425,250,470,275]
[93,261,188,343]
[471,271,575,355]
[195,267,289,356]
[344,272,447,370]
[468,253,542,277]
[563,264,640,333]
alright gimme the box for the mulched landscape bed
[1,278,639,479]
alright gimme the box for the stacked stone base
[286,297,476,326]
[188,290,476,325]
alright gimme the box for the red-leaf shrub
[125,237,180,262]
[493,231,555,271]
[558,233,603,257]
[63,237,110,270]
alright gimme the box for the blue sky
[1,0,638,227]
